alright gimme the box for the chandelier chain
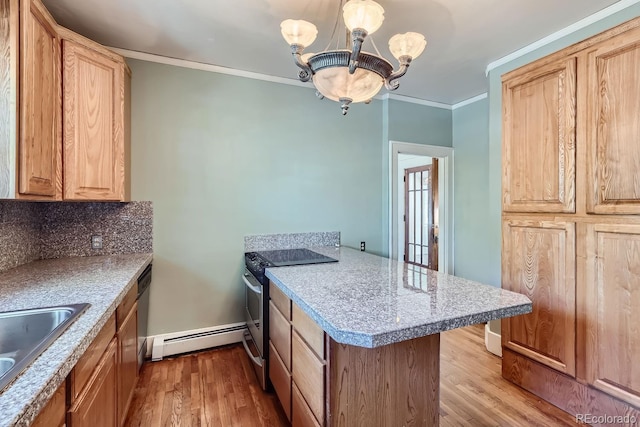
[369,35,382,57]
[325,0,346,52]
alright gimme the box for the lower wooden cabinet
[269,341,292,420]
[291,331,325,426]
[584,223,640,408]
[117,301,138,425]
[292,383,321,427]
[68,338,118,427]
[31,381,66,427]
[27,287,141,426]
[501,218,576,376]
[269,283,325,426]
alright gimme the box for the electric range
[241,248,338,390]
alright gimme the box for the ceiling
[42,0,623,105]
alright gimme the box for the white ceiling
[43,0,623,104]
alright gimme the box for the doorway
[404,161,438,270]
[390,141,453,274]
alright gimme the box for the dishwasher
[137,264,152,370]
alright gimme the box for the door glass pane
[408,193,414,245]
[408,172,414,191]
[415,190,422,247]
[408,243,414,263]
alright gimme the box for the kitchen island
[265,246,531,426]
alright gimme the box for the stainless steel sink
[0,358,15,378]
[0,303,90,391]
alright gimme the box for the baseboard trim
[484,323,502,357]
[146,322,246,361]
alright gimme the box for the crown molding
[379,93,452,110]
[110,47,455,109]
[107,47,313,89]
[452,93,488,110]
[486,0,640,75]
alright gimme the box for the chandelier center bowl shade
[280,0,427,115]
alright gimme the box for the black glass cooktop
[255,248,338,267]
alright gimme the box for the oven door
[244,269,264,355]
[242,269,266,389]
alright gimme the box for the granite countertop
[266,246,531,348]
[0,254,153,427]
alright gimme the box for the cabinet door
[586,29,640,214]
[585,223,640,408]
[31,381,65,427]
[18,0,60,197]
[62,39,125,200]
[502,219,576,376]
[502,58,576,213]
[117,302,138,426]
[69,338,117,427]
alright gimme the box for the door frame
[389,141,454,274]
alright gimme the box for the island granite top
[266,246,531,348]
[0,253,153,427]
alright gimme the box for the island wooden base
[328,333,440,427]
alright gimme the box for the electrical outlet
[360,241,365,251]
[91,235,103,250]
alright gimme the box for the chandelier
[280,0,427,115]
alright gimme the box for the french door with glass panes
[404,161,438,270]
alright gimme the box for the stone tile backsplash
[0,202,41,273]
[244,231,340,252]
[0,201,152,273]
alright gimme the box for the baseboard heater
[151,322,246,361]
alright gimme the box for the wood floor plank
[126,325,579,426]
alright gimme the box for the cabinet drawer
[292,304,324,360]
[269,341,291,421]
[116,285,137,330]
[70,313,116,401]
[270,282,291,319]
[292,382,321,427]
[292,331,325,426]
[31,381,66,427]
[269,301,291,370]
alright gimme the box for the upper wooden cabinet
[0,0,130,201]
[586,28,640,214]
[18,0,61,198]
[62,38,130,201]
[502,57,576,214]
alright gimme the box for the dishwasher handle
[137,264,152,298]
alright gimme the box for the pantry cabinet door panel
[502,58,576,213]
[502,218,576,376]
[586,31,640,214]
[585,223,640,408]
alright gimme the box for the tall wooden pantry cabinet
[501,16,640,421]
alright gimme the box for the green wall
[380,99,453,254]
[485,5,640,288]
[128,59,452,335]
[452,98,492,284]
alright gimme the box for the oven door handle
[242,274,262,295]
[242,330,263,367]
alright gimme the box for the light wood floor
[125,325,579,426]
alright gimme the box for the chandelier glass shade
[280,0,426,115]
